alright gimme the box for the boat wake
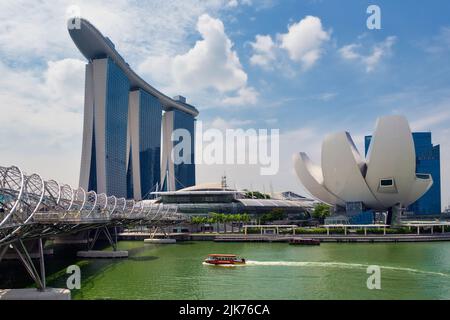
[245,261,450,278]
[202,262,245,267]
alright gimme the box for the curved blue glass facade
[138,90,162,198]
[72,18,199,199]
[173,109,196,190]
[407,133,441,215]
[105,58,130,198]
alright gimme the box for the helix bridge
[0,165,187,291]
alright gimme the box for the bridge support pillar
[77,250,128,258]
[0,238,69,299]
[143,227,176,244]
[76,227,128,259]
[0,288,71,300]
[0,245,8,264]
[11,238,46,291]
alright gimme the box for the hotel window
[379,178,394,187]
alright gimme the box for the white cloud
[139,14,257,106]
[226,0,271,9]
[44,59,86,112]
[221,86,259,106]
[410,103,450,132]
[317,92,338,102]
[0,1,258,184]
[227,0,252,8]
[0,0,254,64]
[227,0,239,7]
[136,55,173,88]
[249,16,330,71]
[195,124,323,196]
[278,16,331,69]
[0,1,264,179]
[173,14,247,92]
[0,58,85,184]
[0,59,85,132]
[422,26,450,54]
[249,34,276,69]
[339,36,397,72]
[208,117,255,131]
[339,44,361,60]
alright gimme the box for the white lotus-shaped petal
[294,115,433,210]
[321,132,381,208]
[365,116,433,208]
[293,153,345,206]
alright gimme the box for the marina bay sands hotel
[68,18,198,200]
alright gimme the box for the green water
[46,241,450,300]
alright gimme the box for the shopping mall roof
[237,199,315,208]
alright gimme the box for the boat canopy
[208,254,238,258]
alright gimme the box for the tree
[238,213,251,233]
[219,213,227,233]
[312,203,332,223]
[233,214,240,233]
[242,213,251,223]
[205,216,215,233]
[209,213,220,233]
[190,216,208,233]
[190,216,201,232]
[244,191,271,199]
[260,208,286,224]
[210,213,229,233]
[227,214,235,233]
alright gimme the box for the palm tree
[206,217,215,233]
[209,213,221,233]
[200,216,209,233]
[234,214,242,233]
[219,213,227,233]
[242,213,251,227]
[204,217,214,233]
[235,214,241,233]
[228,214,236,233]
[190,216,202,233]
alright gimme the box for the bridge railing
[0,165,185,243]
[0,166,25,229]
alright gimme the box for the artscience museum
[294,115,439,224]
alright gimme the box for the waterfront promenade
[213,233,450,243]
[118,231,450,243]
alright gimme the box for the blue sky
[215,0,450,132]
[0,0,449,208]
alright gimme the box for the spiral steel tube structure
[0,165,186,245]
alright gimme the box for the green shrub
[260,208,287,224]
[244,191,271,199]
[355,227,412,235]
[294,227,328,234]
[246,227,262,234]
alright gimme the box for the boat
[203,254,246,266]
[289,238,320,246]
